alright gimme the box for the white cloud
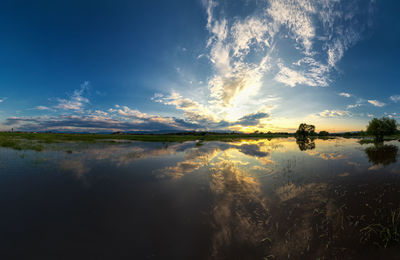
[194,0,372,111]
[267,0,315,54]
[117,106,149,119]
[94,110,108,116]
[275,64,328,87]
[314,109,351,118]
[155,92,218,123]
[55,82,90,111]
[367,100,385,107]
[390,95,400,102]
[35,106,52,111]
[346,103,361,109]
[339,92,351,98]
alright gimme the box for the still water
[1,138,400,259]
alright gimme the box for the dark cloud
[3,110,270,132]
[4,115,195,132]
[236,112,269,126]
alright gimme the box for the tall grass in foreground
[360,208,400,248]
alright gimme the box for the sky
[0,0,399,133]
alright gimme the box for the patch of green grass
[0,135,43,151]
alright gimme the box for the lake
[1,137,400,259]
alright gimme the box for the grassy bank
[0,132,293,151]
[0,132,398,152]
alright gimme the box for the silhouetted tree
[319,131,329,136]
[366,117,397,142]
[296,123,315,138]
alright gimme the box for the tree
[319,131,329,136]
[296,123,315,138]
[366,117,397,141]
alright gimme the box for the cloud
[390,95,400,102]
[3,114,193,132]
[339,92,351,98]
[314,109,351,118]
[94,110,108,116]
[346,103,362,109]
[55,81,90,110]
[154,92,218,124]
[4,99,274,132]
[117,106,149,119]
[236,112,269,126]
[367,100,385,107]
[154,91,272,130]
[35,106,53,111]
[205,0,372,90]
[275,63,329,87]
[152,0,373,131]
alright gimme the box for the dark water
[1,138,400,259]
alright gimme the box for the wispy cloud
[368,99,385,107]
[339,92,351,98]
[390,95,400,102]
[55,81,90,110]
[347,103,362,109]
[34,106,55,112]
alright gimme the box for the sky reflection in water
[0,138,399,259]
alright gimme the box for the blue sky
[0,0,399,133]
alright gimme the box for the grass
[0,132,292,152]
[0,132,398,152]
[360,208,400,248]
[0,135,43,151]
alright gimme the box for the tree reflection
[365,144,398,166]
[296,137,316,151]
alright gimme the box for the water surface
[1,138,400,259]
